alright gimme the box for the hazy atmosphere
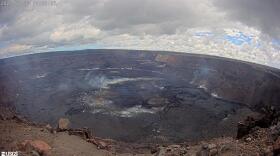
[0,0,280,68]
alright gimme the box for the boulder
[21,140,51,156]
[237,115,263,138]
[57,118,70,130]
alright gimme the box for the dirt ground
[0,118,278,156]
[0,105,279,156]
[0,119,113,156]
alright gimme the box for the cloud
[0,0,279,68]
[92,0,221,33]
[1,44,32,55]
[50,18,102,43]
[214,0,280,39]
[99,27,279,66]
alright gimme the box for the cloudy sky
[0,0,280,68]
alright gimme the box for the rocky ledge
[1,105,280,156]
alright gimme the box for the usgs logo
[1,152,18,156]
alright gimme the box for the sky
[0,0,280,68]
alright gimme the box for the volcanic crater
[1,49,280,144]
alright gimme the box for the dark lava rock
[237,106,280,139]
[237,116,260,139]
[273,137,280,155]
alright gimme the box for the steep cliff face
[154,52,280,110]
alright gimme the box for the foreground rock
[20,140,51,156]
[57,118,70,131]
[1,113,280,156]
[237,106,280,139]
[153,145,188,156]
